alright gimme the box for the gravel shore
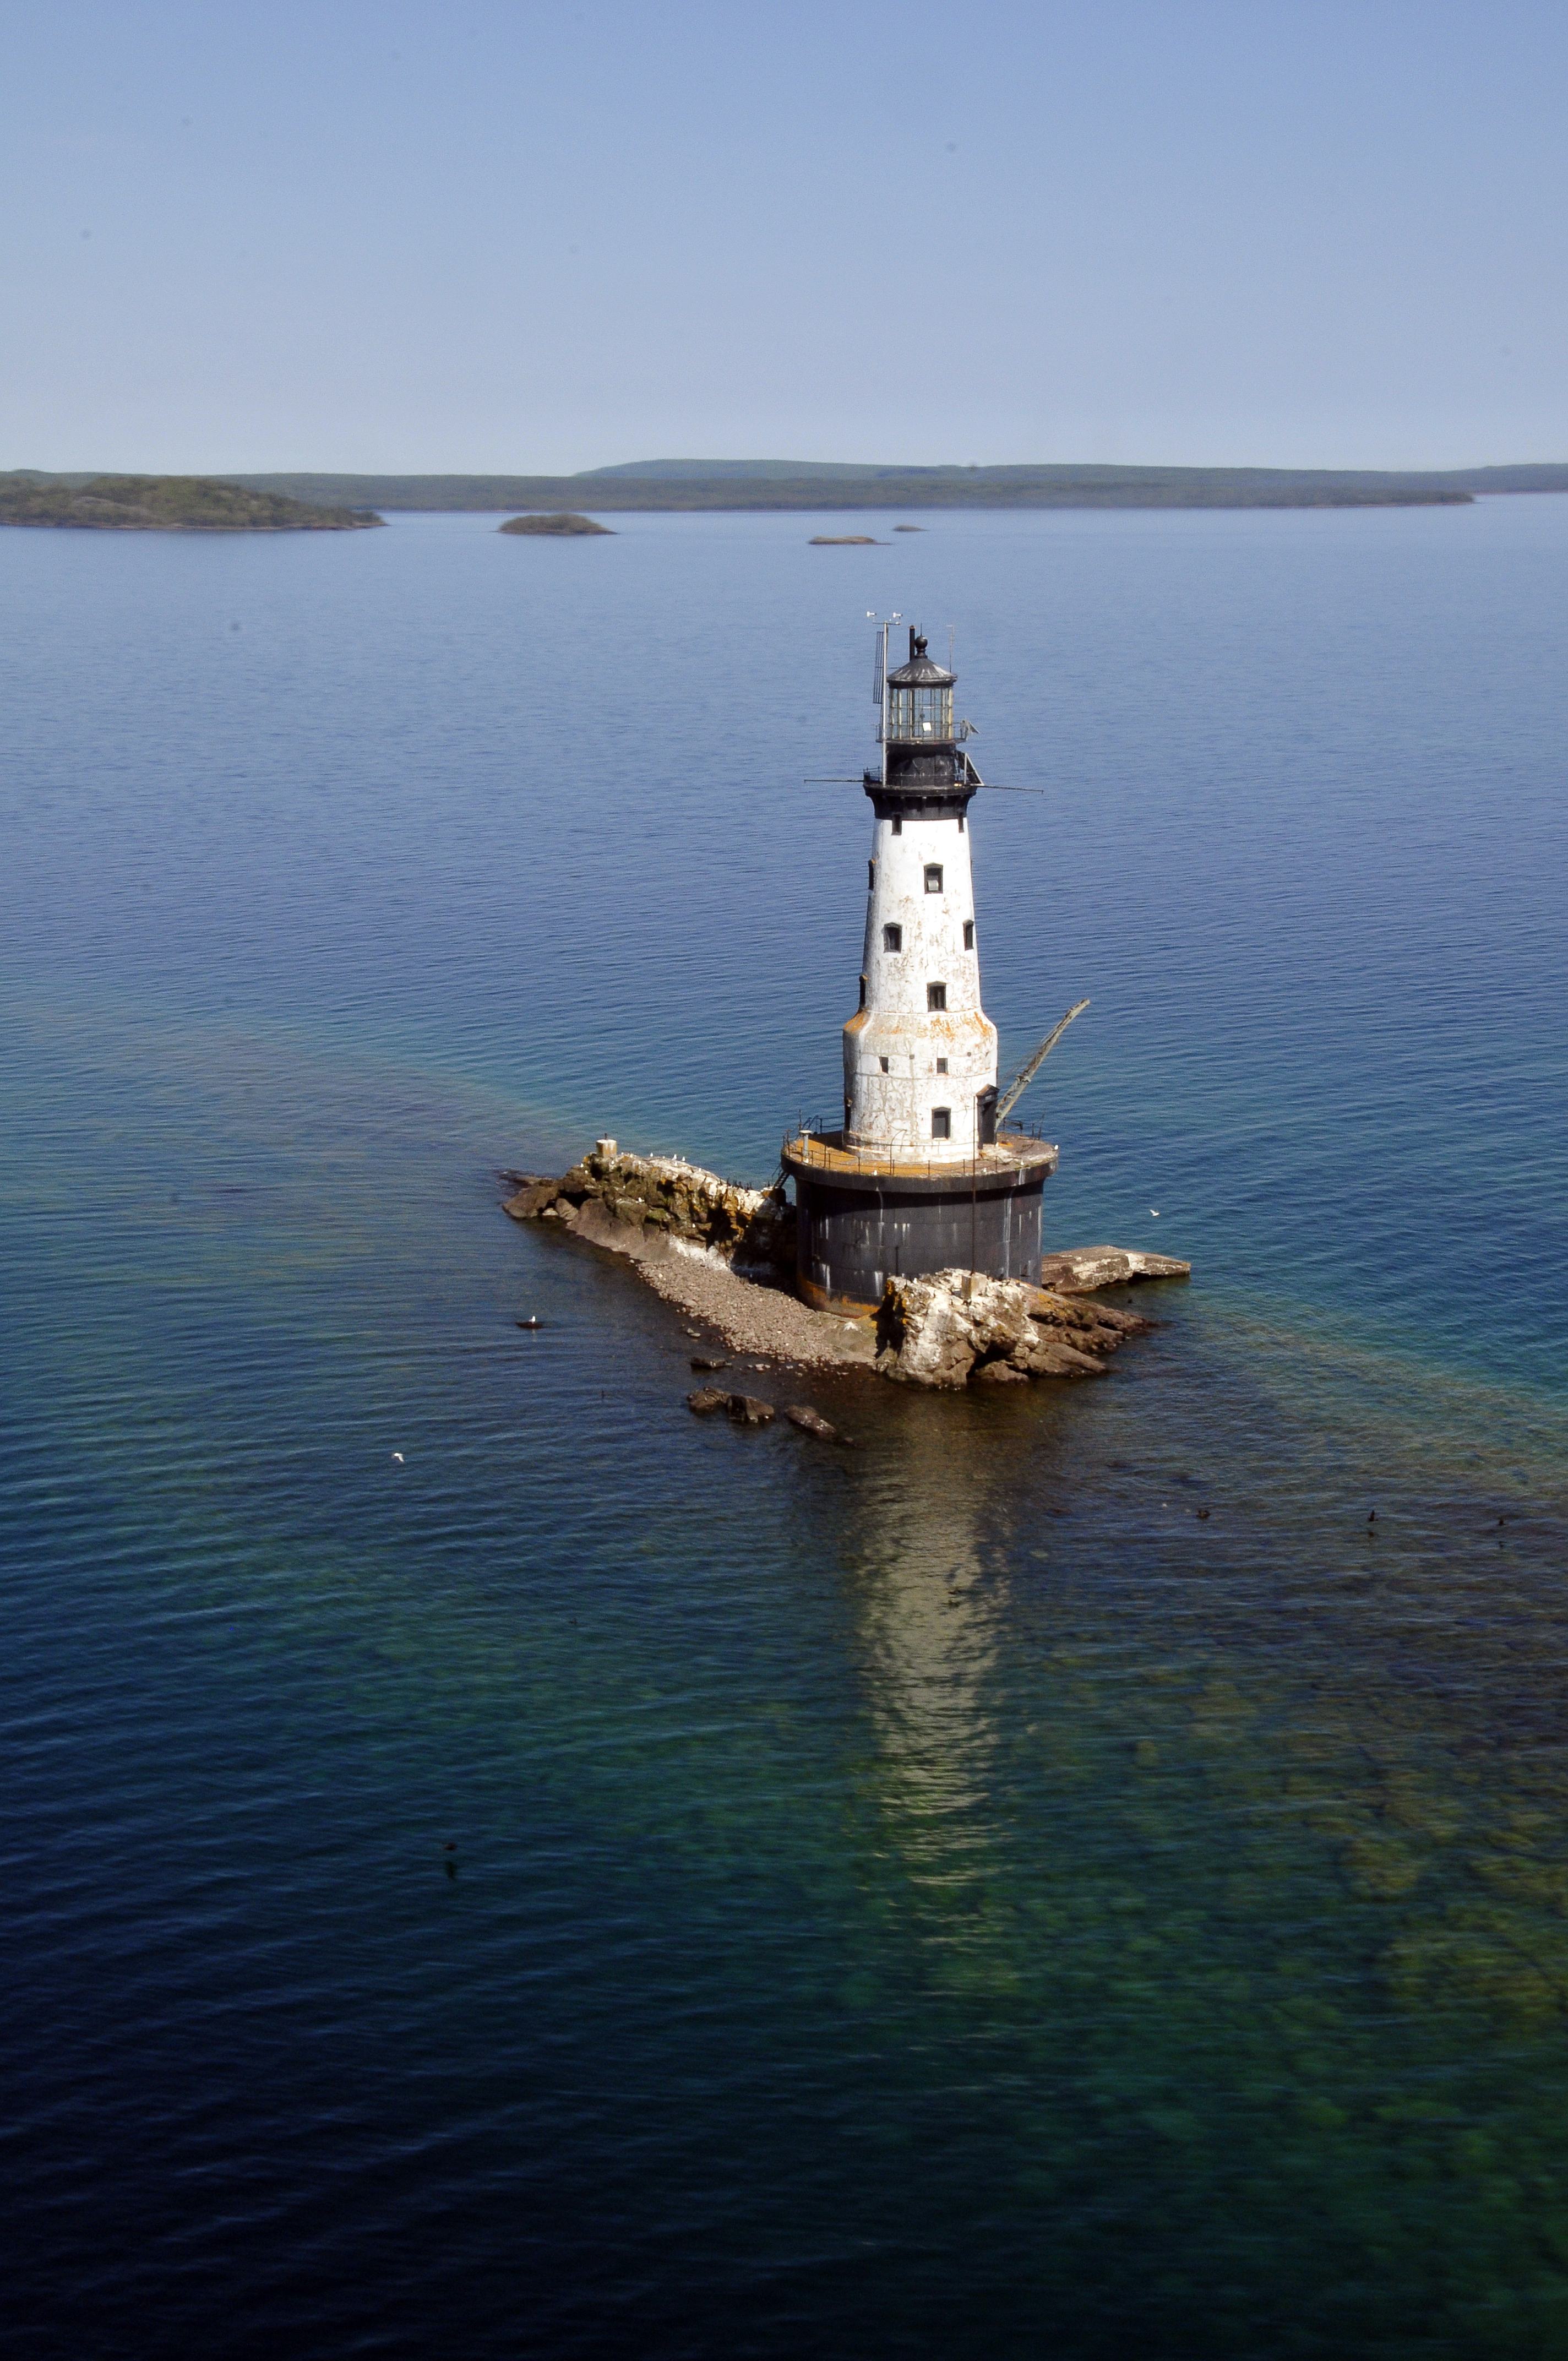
[638,1255,875,1369]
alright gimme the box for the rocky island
[0,474,383,530]
[504,1141,1188,1391]
[498,512,613,535]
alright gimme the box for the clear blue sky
[4,0,1565,474]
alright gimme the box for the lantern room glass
[888,684,953,741]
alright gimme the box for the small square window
[963,920,975,950]
[936,1058,948,1074]
[924,864,943,894]
[927,982,946,1011]
[932,1107,951,1140]
[879,1056,889,1073]
[883,923,903,953]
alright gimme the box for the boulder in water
[726,1394,776,1426]
[783,1404,841,1440]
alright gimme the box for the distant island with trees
[9,458,1568,526]
[0,474,383,530]
[219,455,1568,514]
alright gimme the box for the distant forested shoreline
[10,459,1568,521]
[213,456,1568,513]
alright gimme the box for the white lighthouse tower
[845,630,998,1157]
[782,624,1060,1312]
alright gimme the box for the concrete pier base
[781,1130,1059,1314]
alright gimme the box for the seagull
[1150,1209,1159,1217]
[391,1451,404,1464]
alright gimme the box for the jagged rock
[503,1178,563,1220]
[1024,1292,1150,1357]
[1019,1337,1109,1377]
[726,1394,776,1425]
[876,1269,1136,1388]
[505,1144,794,1276]
[690,1356,728,1372]
[783,1404,841,1440]
[687,1387,731,1415]
[1036,1247,1190,1294]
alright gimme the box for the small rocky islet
[504,1142,1188,1407]
[498,511,613,535]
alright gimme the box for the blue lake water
[3,502,1567,2357]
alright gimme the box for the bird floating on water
[391,1451,404,1464]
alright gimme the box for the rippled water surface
[4,505,1567,2357]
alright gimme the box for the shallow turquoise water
[4,505,1567,2355]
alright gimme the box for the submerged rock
[783,1404,842,1441]
[688,1385,779,1425]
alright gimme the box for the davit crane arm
[994,999,1091,1124]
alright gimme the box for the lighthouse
[782,626,1060,1311]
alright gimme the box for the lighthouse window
[859,972,867,1009]
[932,1107,952,1140]
[924,864,943,894]
[867,859,875,890]
[936,1058,948,1074]
[927,982,947,1011]
[963,920,975,950]
[889,685,954,741]
[891,818,902,836]
[879,1056,890,1073]
[883,923,902,953]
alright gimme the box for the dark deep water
[3,503,1567,2357]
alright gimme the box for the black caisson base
[781,1135,1058,1313]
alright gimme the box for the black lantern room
[883,629,959,787]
